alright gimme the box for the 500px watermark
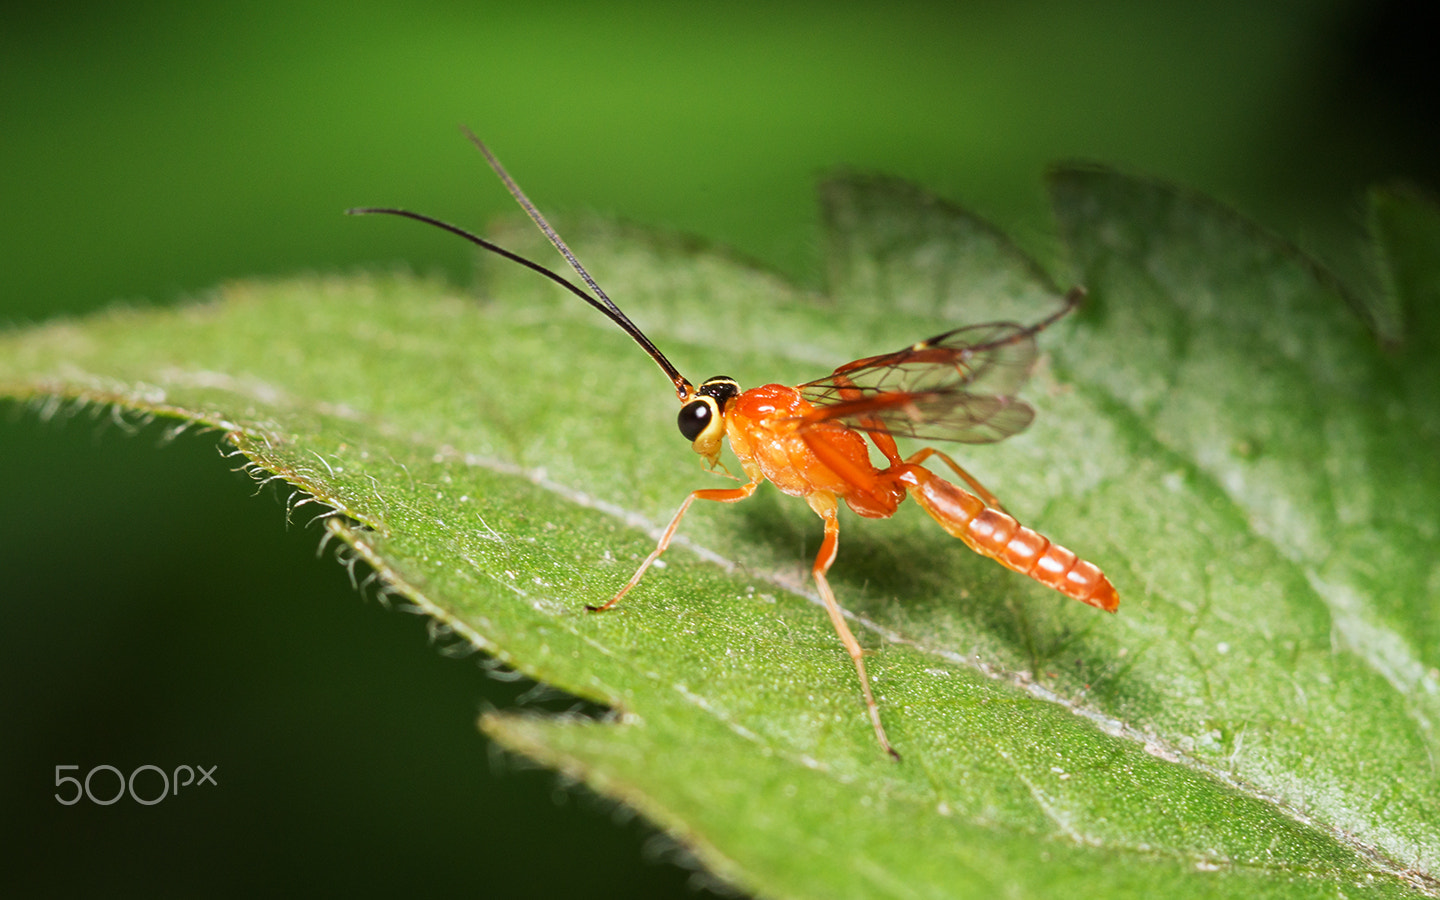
[54,764,218,806]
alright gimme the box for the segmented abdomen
[906,474,1118,612]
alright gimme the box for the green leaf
[2,173,1436,899]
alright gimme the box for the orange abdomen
[904,470,1118,612]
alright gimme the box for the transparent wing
[798,322,1042,444]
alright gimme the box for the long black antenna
[348,129,694,399]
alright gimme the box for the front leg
[588,481,759,612]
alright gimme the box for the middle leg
[810,504,900,760]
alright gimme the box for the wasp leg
[809,500,901,760]
[905,446,1008,513]
[589,482,758,612]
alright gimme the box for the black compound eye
[677,399,715,442]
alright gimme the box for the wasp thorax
[678,376,740,464]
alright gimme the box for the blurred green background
[2,1,1435,896]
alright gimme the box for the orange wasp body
[353,130,1118,760]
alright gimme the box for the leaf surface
[2,175,1435,898]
